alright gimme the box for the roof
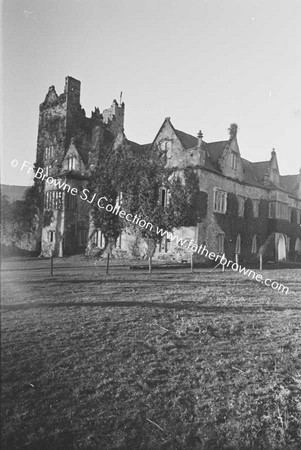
[203,141,229,166]
[152,118,300,195]
[127,140,152,155]
[174,129,198,149]
[76,146,89,165]
[250,161,270,183]
[173,128,229,172]
[241,159,266,188]
[280,174,299,195]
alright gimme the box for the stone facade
[37,76,124,257]
[36,76,301,262]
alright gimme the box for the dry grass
[1,257,301,449]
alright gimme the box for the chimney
[197,130,203,148]
[197,130,206,166]
[228,123,238,140]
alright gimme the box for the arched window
[231,152,238,170]
[159,187,168,208]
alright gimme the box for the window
[45,165,52,177]
[160,140,172,157]
[159,187,168,208]
[253,199,259,218]
[44,191,63,210]
[269,201,289,220]
[235,234,241,254]
[269,202,276,218]
[160,140,171,151]
[116,192,123,207]
[48,231,55,243]
[295,237,301,252]
[93,229,104,248]
[231,152,238,170]
[278,202,288,220]
[217,234,225,254]
[238,196,245,217]
[251,235,257,254]
[213,189,227,213]
[68,156,76,171]
[79,230,88,246]
[45,146,54,159]
[159,235,170,253]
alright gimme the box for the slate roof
[250,161,270,183]
[173,128,229,172]
[203,141,229,166]
[128,120,300,196]
[127,140,152,155]
[77,146,89,165]
[174,129,198,149]
[280,174,299,195]
[241,158,265,188]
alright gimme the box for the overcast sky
[2,0,301,186]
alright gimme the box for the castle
[36,76,301,262]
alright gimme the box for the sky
[2,0,301,186]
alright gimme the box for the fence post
[191,253,194,273]
[235,253,239,266]
[149,256,152,274]
[106,253,110,274]
[260,254,263,271]
[50,253,54,277]
[222,253,225,272]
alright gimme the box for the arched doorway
[277,234,286,261]
[295,237,301,254]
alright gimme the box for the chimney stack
[228,123,238,140]
[197,130,203,147]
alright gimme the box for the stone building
[37,76,124,257]
[36,76,301,262]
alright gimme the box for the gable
[152,118,185,151]
[64,141,81,162]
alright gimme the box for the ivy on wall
[215,194,301,262]
[43,210,53,227]
[168,168,207,227]
[215,196,269,261]
[87,140,209,255]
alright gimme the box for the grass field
[1,257,301,449]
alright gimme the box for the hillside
[0,184,29,203]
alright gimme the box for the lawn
[1,257,301,449]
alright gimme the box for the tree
[168,168,207,227]
[88,133,122,267]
